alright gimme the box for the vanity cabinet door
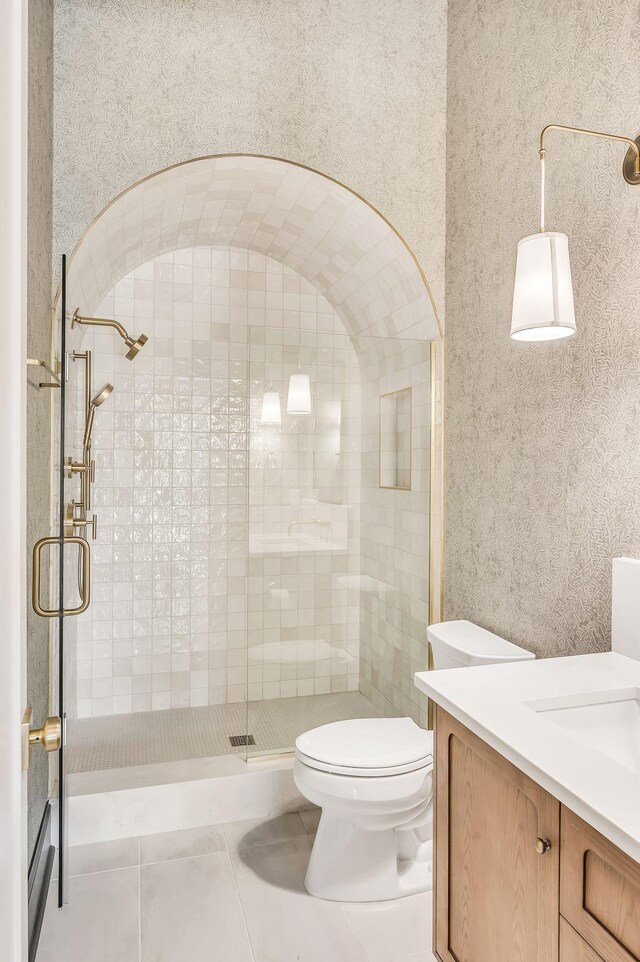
[560,807,640,962]
[434,708,560,962]
[560,918,605,962]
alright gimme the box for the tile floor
[38,810,435,962]
[66,691,382,773]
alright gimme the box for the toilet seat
[295,717,433,777]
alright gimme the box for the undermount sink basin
[525,687,640,776]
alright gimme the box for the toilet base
[304,809,433,902]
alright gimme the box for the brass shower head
[72,309,149,361]
[125,333,148,360]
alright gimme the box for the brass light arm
[537,124,640,231]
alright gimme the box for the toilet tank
[427,620,535,669]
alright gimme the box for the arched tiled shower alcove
[57,154,443,771]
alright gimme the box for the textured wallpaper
[445,0,640,656]
[27,0,54,858]
[53,0,447,315]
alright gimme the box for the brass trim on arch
[51,151,446,701]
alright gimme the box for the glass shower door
[56,254,93,905]
[245,326,369,756]
[245,327,433,757]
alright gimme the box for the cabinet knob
[534,837,551,855]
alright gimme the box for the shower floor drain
[229,734,256,747]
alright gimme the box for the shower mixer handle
[64,503,98,540]
[74,513,98,541]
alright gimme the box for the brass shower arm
[71,309,148,360]
[539,124,640,176]
[536,124,640,233]
[72,310,131,343]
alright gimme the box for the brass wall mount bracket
[27,357,61,388]
[622,135,640,185]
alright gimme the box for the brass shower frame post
[537,124,640,232]
[67,349,94,515]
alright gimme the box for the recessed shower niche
[55,154,443,778]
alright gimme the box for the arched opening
[59,154,443,773]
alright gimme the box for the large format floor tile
[342,893,432,962]
[38,868,140,962]
[140,822,226,864]
[39,811,435,962]
[140,851,254,962]
[392,953,436,962]
[223,812,308,852]
[232,836,368,962]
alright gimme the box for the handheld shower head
[83,383,114,460]
[91,383,114,408]
[72,309,149,361]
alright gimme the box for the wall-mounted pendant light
[287,373,311,415]
[261,390,281,424]
[511,232,575,341]
[511,124,640,342]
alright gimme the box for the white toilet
[293,620,535,902]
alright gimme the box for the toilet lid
[295,717,433,776]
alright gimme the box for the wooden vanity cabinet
[561,807,640,962]
[434,708,560,962]
[433,707,640,962]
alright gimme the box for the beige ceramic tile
[231,836,367,962]
[140,823,226,864]
[68,836,140,876]
[223,812,307,851]
[299,807,321,837]
[342,891,431,962]
[38,869,140,962]
[141,852,253,962]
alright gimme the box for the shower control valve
[74,513,98,541]
[64,503,98,540]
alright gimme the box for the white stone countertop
[415,651,640,863]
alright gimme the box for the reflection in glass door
[246,327,433,757]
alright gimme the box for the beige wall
[53,0,447,314]
[27,0,54,856]
[444,0,640,656]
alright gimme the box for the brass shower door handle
[32,534,91,617]
[21,708,62,771]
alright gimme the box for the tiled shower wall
[358,338,432,725]
[72,247,359,718]
[247,330,362,703]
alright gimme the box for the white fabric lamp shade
[287,373,311,414]
[261,390,281,424]
[511,231,576,341]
